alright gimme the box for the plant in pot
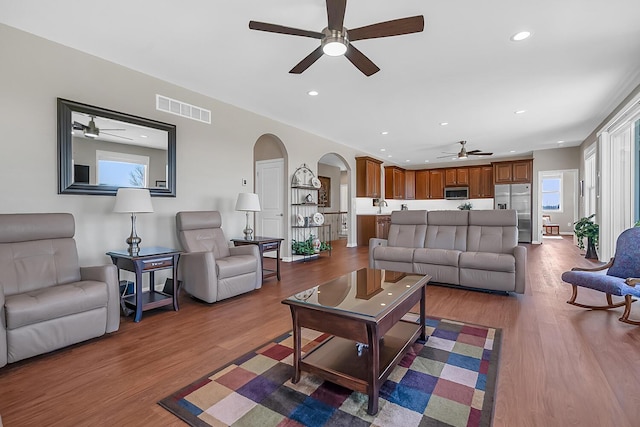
[458,202,473,210]
[574,214,599,259]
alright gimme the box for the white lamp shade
[235,193,261,212]
[113,188,154,213]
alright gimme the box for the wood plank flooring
[1,236,639,426]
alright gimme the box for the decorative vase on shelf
[312,236,321,253]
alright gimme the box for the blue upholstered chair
[561,227,640,325]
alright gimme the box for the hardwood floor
[1,236,639,426]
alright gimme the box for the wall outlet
[568,222,572,227]
[242,178,247,186]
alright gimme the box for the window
[96,151,149,187]
[542,175,562,212]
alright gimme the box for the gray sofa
[0,213,120,367]
[369,209,526,293]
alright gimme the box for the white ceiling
[2,0,640,167]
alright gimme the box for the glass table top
[283,268,429,318]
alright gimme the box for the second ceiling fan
[439,141,493,159]
[249,0,424,76]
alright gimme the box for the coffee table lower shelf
[299,320,421,398]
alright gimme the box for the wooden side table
[106,246,180,322]
[231,237,284,281]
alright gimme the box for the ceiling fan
[72,116,132,140]
[438,141,493,159]
[249,0,424,76]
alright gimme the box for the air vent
[156,95,211,124]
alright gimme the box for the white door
[256,159,285,238]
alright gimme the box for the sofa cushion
[5,281,108,330]
[459,252,515,273]
[424,211,468,251]
[466,210,518,254]
[413,248,461,267]
[216,255,258,280]
[372,246,415,263]
[387,210,428,248]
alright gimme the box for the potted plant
[458,202,473,210]
[574,214,599,259]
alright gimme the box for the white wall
[0,24,361,268]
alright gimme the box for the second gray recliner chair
[176,211,262,303]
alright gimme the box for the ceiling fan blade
[289,46,324,74]
[102,131,133,141]
[469,152,493,156]
[466,149,482,154]
[326,0,347,31]
[249,21,323,39]
[437,153,457,159]
[344,44,380,76]
[349,15,424,41]
[73,121,86,130]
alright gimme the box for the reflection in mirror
[58,98,176,196]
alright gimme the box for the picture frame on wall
[318,176,330,207]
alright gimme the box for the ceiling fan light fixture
[84,129,99,138]
[322,28,348,56]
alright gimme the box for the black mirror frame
[57,98,177,197]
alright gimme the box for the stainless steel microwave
[444,187,469,200]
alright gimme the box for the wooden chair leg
[619,295,640,325]
[566,284,628,309]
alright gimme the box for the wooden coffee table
[282,268,430,415]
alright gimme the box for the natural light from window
[96,151,149,187]
[542,176,562,212]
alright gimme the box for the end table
[106,246,180,322]
[231,237,284,281]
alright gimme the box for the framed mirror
[57,98,176,196]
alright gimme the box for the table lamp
[113,188,154,254]
[235,192,261,240]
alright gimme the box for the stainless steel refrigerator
[494,183,532,243]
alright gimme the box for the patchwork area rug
[159,315,501,427]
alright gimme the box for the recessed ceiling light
[424,160,429,163]
[511,31,531,41]
[406,160,410,163]
[514,110,526,114]
[307,90,319,96]
[381,131,389,135]
[388,155,392,158]
[557,140,565,144]
[380,148,386,152]
[510,150,516,153]
[140,135,148,138]
[440,122,449,126]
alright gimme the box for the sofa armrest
[229,245,262,287]
[230,245,260,259]
[0,284,6,367]
[81,264,120,333]
[178,252,219,303]
[513,245,527,294]
[369,238,388,269]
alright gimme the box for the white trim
[597,92,640,136]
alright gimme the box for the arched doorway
[318,153,352,247]
[254,134,288,240]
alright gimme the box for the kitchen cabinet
[469,166,494,198]
[493,160,532,184]
[415,170,430,199]
[356,157,382,198]
[429,170,444,199]
[357,215,390,246]
[376,215,391,240]
[384,166,405,199]
[404,170,415,200]
[445,167,469,186]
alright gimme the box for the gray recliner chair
[176,211,262,303]
[0,213,120,368]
